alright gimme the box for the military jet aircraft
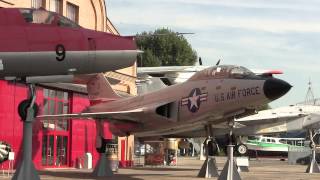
[0,8,139,83]
[38,65,292,153]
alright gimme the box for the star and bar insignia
[181,88,208,113]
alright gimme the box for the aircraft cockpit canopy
[19,9,80,28]
[189,65,257,81]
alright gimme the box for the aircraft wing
[138,66,283,77]
[158,113,308,138]
[235,112,307,126]
[137,66,207,75]
[37,108,144,123]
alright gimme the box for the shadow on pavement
[129,167,198,171]
[38,170,143,180]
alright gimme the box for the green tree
[257,104,271,111]
[136,28,197,67]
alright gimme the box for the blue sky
[106,0,320,107]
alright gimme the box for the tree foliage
[136,28,197,67]
[257,104,271,111]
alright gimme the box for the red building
[0,81,114,169]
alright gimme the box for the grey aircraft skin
[234,104,320,135]
[169,104,320,138]
[38,65,292,139]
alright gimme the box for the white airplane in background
[170,104,320,155]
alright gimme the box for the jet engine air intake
[156,102,179,120]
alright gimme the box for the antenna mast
[305,79,315,105]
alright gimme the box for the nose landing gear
[218,120,242,180]
[197,125,219,178]
[12,84,40,180]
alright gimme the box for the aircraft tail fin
[87,74,122,104]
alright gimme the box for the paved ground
[1,157,320,180]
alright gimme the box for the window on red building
[66,2,79,23]
[31,0,45,9]
[49,0,62,14]
[42,89,69,131]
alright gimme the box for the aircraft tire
[236,143,248,156]
[96,138,107,153]
[0,141,12,164]
[207,140,218,156]
[309,142,315,149]
[18,99,39,121]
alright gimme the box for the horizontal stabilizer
[138,66,207,75]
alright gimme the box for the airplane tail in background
[86,73,122,105]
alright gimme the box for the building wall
[0,0,106,31]
[0,81,38,169]
[69,93,113,168]
[0,81,58,169]
[0,81,102,169]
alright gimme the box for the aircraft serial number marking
[214,86,260,102]
[55,44,66,61]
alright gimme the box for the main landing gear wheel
[207,140,218,156]
[197,125,219,178]
[96,137,108,153]
[18,99,39,121]
[309,139,316,149]
[236,143,248,156]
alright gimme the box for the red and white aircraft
[0,8,139,82]
[0,8,140,179]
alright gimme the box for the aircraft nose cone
[263,78,292,101]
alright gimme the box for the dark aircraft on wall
[0,8,140,118]
[0,8,139,83]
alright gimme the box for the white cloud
[108,1,320,33]
[171,0,320,11]
[107,0,320,107]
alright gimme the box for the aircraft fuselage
[90,74,288,137]
[0,8,137,81]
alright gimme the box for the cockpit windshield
[19,9,80,28]
[189,65,257,80]
[56,15,80,28]
[230,66,255,78]
[20,9,55,25]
